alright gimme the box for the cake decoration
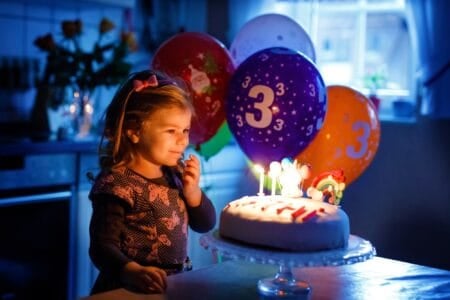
[251,158,347,207]
[278,159,304,197]
[307,169,346,205]
[290,206,306,219]
[269,161,282,196]
[253,158,313,198]
[302,209,319,222]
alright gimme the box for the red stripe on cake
[241,201,257,206]
[261,202,278,211]
[302,210,318,222]
[276,206,295,215]
[291,206,306,220]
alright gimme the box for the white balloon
[230,13,316,66]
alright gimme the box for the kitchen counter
[0,137,99,156]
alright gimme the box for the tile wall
[0,0,129,58]
[0,0,133,123]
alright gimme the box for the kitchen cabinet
[0,139,98,300]
[75,153,100,298]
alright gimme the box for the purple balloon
[226,47,327,167]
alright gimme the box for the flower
[34,17,137,109]
[363,67,387,94]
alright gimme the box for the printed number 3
[346,121,369,159]
[245,85,274,128]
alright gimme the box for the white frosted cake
[219,195,350,252]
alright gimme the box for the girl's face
[131,106,192,168]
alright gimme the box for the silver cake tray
[200,230,376,268]
[200,230,376,298]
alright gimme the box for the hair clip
[133,74,158,92]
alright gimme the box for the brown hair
[98,70,194,171]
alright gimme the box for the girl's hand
[121,261,167,294]
[182,154,202,207]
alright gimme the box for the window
[269,0,414,121]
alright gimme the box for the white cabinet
[75,153,99,299]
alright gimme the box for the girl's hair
[98,69,194,171]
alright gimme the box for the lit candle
[279,159,302,197]
[298,163,312,192]
[269,161,282,196]
[254,164,265,196]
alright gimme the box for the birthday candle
[254,164,265,196]
[269,161,282,196]
[298,163,312,192]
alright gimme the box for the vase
[369,94,381,113]
[31,86,97,140]
[69,88,96,140]
[30,86,52,140]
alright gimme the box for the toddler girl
[88,70,216,295]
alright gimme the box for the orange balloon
[296,85,380,187]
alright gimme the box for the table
[81,257,450,300]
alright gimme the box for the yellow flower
[99,18,115,34]
[62,19,82,39]
[33,33,56,52]
[121,31,138,52]
[34,18,136,93]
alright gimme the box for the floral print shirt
[88,166,215,280]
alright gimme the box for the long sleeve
[186,192,216,233]
[89,195,132,275]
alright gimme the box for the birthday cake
[219,161,349,252]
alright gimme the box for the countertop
[81,256,450,300]
[0,136,99,156]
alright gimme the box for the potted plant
[363,68,387,113]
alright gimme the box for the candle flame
[269,161,282,177]
[254,164,264,174]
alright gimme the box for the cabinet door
[75,154,99,298]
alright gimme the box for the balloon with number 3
[296,85,381,187]
[226,47,327,167]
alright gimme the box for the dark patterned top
[88,166,215,293]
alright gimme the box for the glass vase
[65,88,96,140]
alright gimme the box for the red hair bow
[133,74,158,92]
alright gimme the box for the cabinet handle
[0,191,72,207]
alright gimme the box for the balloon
[197,121,232,160]
[226,47,327,168]
[230,13,316,67]
[152,32,235,146]
[296,85,381,187]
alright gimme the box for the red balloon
[152,32,235,146]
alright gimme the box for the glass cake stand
[200,230,376,299]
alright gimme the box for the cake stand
[200,230,376,299]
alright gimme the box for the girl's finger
[149,270,167,291]
[148,280,165,293]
